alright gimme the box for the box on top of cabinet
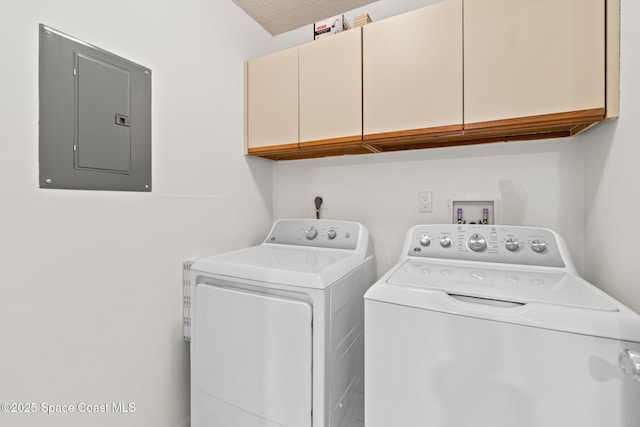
[314,15,351,40]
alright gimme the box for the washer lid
[190,244,366,289]
[367,260,640,341]
[387,260,617,312]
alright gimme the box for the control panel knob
[531,239,547,253]
[327,229,337,240]
[467,233,487,252]
[305,227,318,240]
[440,237,452,248]
[419,235,431,247]
[505,238,519,252]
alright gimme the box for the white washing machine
[183,219,375,427]
[364,224,640,427]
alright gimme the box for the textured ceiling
[232,0,379,35]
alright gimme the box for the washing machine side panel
[193,284,312,427]
[364,300,640,427]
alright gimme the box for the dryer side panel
[192,285,312,427]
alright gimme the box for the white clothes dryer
[184,219,375,427]
[364,224,640,427]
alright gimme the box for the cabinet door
[299,29,362,148]
[464,0,605,125]
[363,1,463,141]
[246,46,299,152]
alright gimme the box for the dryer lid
[190,244,367,289]
[386,260,617,312]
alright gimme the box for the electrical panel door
[39,24,151,191]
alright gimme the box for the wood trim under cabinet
[299,135,363,150]
[363,124,463,145]
[362,109,604,152]
[247,142,300,156]
[463,108,606,133]
[270,145,374,161]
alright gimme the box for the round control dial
[467,233,487,252]
[531,239,547,253]
[327,229,337,240]
[305,227,318,240]
[505,238,519,252]
[440,236,452,248]
[419,235,431,247]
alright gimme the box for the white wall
[0,1,274,426]
[584,0,640,314]
[274,139,586,277]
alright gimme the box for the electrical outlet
[418,191,432,213]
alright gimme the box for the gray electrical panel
[39,24,152,191]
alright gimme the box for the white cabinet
[363,0,463,144]
[245,30,363,159]
[244,0,618,160]
[245,46,298,154]
[464,0,608,129]
[299,28,362,149]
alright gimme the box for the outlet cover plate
[418,191,432,213]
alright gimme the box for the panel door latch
[115,114,130,127]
